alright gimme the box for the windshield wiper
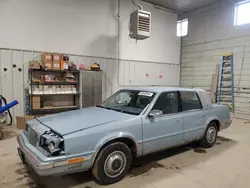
[108,108,138,115]
[96,105,114,111]
[121,111,138,115]
[96,105,104,108]
[96,105,138,115]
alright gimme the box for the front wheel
[200,122,218,148]
[92,142,132,185]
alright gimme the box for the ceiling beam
[141,0,178,13]
[179,0,226,15]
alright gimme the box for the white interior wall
[0,0,180,64]
[180,0,250,119]
[0,0,180,117]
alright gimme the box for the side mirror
[149,110,163,118]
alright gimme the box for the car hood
[37,107,135,135]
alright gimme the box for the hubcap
[207,126,217,143]
[104,151,127,178]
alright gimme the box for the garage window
[234,0,250,26]
[177,18,188,37]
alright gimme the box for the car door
[180,91,206,143]
[142,92,183,154]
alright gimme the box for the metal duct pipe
[132,0,143,10]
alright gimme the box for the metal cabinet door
[82,72,94,108]
[12,51,25,118]
[82,72,103,108]
[93,72,103,106]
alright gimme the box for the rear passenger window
[153,92,179,114]
[180,91,202,111]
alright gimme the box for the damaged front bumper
[17,133,93,176]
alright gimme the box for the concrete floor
[0,119,250,188]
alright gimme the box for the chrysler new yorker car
[17,87,231,184]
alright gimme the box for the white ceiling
[143,0,221,13]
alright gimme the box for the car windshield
[98,90,156,115]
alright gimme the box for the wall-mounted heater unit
[129,10,151,40]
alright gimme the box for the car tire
[200,122,218,148]
[92,142,132,185]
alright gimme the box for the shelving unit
[31,82,78,85]
[28,69,80,115]
[30,69,79,73]
[30,93,79,96]
[32,106,78,115]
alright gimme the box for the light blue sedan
[17,87,231,184]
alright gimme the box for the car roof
[122,87,198,93]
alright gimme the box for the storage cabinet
[0,50,25,123]
[81,71,103,108]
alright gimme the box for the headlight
[40,131,64,156]
[48,142,55,152]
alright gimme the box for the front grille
[138,16,150,32]
[29,128,38,147]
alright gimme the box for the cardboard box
[41,53,53,69]
[32,96,40,103]
[52,96,61,107]
[43,101,53,107]
[53,62,60,70]
[29,61,40,69]
[32,102,41,109]
[60,60,65,70]
[60,95,73,106]
[53,53,61,61]
[16,116,34,130]
[31,96,41,109]
[32,104,40,109]
[53,54,61,70]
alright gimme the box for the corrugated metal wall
[180,1,250,119]
[181,38,250,90]
[0,48,180,119]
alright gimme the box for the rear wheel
[200,122,218,148]
[92,142,132,185]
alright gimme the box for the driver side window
[152,92,179,115]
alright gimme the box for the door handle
[176,120,180,123]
